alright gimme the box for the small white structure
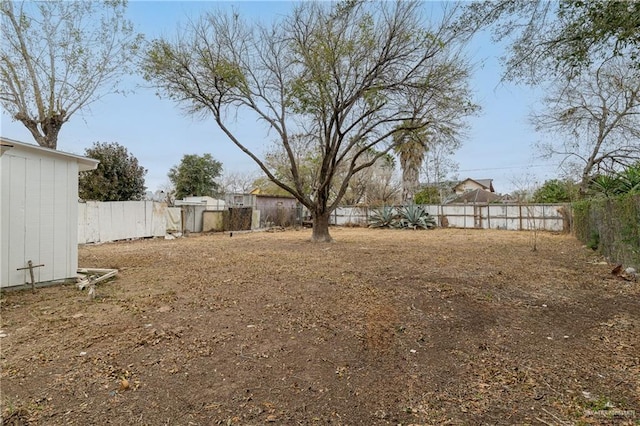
[1,137,98,289]
[175,196,226,233]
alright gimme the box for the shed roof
[0,137,99,171]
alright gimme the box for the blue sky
[0,1,559,195]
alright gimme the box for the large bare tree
[142,1,475,241]
[533,57,640,194]
[457,0,640,83]
[0,0,140,149]
[458,1,640,192]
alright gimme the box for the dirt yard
[1,228,639,425]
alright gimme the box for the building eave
[0,137,98,171]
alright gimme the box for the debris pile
[77,268,118,298]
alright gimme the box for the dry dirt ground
[1,228,639,426]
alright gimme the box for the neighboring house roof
[447,188,503,204]
[0,136,99,171]
[453,178,495,193]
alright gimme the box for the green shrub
[414,186,440,204]
[572,194,639,269]
[587,231,600,250]
[532,179,578,203]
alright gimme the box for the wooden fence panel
[224,207,253,231]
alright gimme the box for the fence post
[519,204,523,231]
[464,203,467,229]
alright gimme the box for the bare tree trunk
[19,118,62,149]
[311,211,333,242]
[578,134,605,196]
[578,170,592,197]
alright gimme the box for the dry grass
[1,228,639,425]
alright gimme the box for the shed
[1,137,99,289]
[175,197,226,233]
[254,194,299,227]
[226,192,299,228]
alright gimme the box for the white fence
[78,201,169,244]
[331,204,568,232]
[78,202,568,244]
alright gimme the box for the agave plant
[394,204,436,230]
[368,206,397,228]
[618,163,640,194]
[590,175,623,197]
[590,163,640,196]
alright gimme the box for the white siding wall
[1,148,80,288]
[0,153,10,286]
